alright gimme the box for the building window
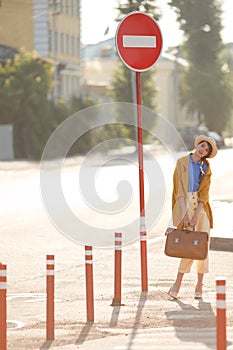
[60,33,64,54]
[48,29,52,52]
[60,0,64,12]
[76,0,80,17]
[54,31,58,53]
[66,34,69,55]
[61,75,65,96]
[68,75,71,96]
[76,36,80,57]
[65,0,69,15]
[71,36,75,56]
[71,0,74,16]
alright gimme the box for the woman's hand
[190,202,204,228]
[190,211,199,228]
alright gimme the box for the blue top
[188,154,207,192]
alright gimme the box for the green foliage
[116,0,161,21]
[66,96,100,156]
[108,62,157,142]
[169,0,233,133]
[0,49,55,158]
[0,49,97,159]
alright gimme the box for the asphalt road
[0,147,232,349]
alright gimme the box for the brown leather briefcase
[164,227,209,260]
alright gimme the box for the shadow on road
[109,305,121,327]
[165,299,217,349]
[75,322,94,345]
[39,340,53,350]
[126,291,147,350]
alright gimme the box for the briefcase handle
[182,224,195,231]
[165,226,195,235]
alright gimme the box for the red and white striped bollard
[216,277,226,350]
[46,255,55,340]
[111,232,122,306]
[0,264,7,350]
[85,246,94,322]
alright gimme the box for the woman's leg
[197,272,204,285]
[195,273,204,299]
[168,272,184,298]
[173,272,184,292]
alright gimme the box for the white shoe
[168,285,178,299]
[194,284,203,299]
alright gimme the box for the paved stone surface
[5,237,233,350]
[1,148,233,350]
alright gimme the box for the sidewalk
[2,149,233,349]
[6,236,233,350]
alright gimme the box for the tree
[169,0,233,134]
[0,49,98,159]
[0,49,55,158]
[116,0,161,20]
[108,62,158,141]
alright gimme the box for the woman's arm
[178,196,189,227]
[190,201,204,227]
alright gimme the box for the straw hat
[194,134,218,158]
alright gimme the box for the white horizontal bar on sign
[0,270,7,277]
[123,35,156,48]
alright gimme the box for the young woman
[168,134,218,299]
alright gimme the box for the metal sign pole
[116,12,162,293]
[136,71,148,292]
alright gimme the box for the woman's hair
[198,141,212,158]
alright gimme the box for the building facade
[0,0,81,103]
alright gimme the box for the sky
[81,0,233,52]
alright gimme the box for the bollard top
[216,276,226,284]
[115,232,122,237]
[47,254,55,259]
[85,245,93,250]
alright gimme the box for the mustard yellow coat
[172,154,213,228]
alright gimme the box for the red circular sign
[116,12,163,72]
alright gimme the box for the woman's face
[196,141,210,158]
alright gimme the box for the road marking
[7,292,62,303]
[7,320,24,329]
[112,327,233,350]
[7,292,45,301]
[166,313,209,320]
[123,35,156,48]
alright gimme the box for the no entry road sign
[116,12,163,72]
